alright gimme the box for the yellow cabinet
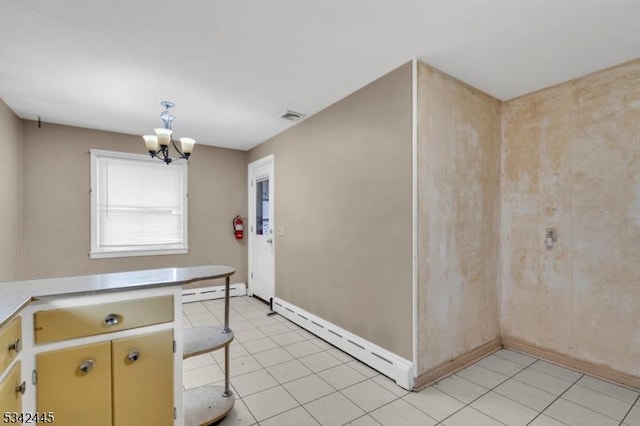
[36,342,112,426]
[36,330,173,426]
[112,330,174,426]
[0,362,23,414]
[0,317,22,373]
[34,296,173,344]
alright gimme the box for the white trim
[411,58,420,369]
[89,248,188,259]
[248,153,275,170]
[181,283,247,303]
[89,149,189,259]
[272,297,415,390]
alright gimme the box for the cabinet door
[36,342,111,426]
[0,316,21,373]
[0,362,22,413]
[112,329,174,426]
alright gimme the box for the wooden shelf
[184,385,234,426]
[183,326,234,359]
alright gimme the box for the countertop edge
[0,265,235,328]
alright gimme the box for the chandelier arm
[150,152,164,163]
[170,136,187,159]
[149,146,170,164]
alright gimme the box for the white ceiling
[1,0,639,150]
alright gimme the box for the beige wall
[249,63,414,360]
[21,121,248,283]
[0,100,22,281]
[501,60,640,378]
[416,62,501,374]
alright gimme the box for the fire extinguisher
[233,215,244,240]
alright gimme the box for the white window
[90,149,188,258]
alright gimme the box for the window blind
[91,150,188,257]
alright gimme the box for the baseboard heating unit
[182,283,247,303]
[271,297,415,390]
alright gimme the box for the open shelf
[183,326,234,359]
[183,274,235,424]
[184,385,235,426]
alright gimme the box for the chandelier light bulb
[180,137,196,155]
[155,128,172,147]
[142,135,159,153]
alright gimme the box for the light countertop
[0,265,235,327]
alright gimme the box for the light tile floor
[183,296,640,426]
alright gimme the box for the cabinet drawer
[0,317,22,373]
[34,296,174,344]
[0,361,22,414]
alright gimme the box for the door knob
[104,313,120,326]
[79,359,95,373]
[15,381,26,395]
[127,349,140,362]
[266,238,273,244]
[8,338,21,353]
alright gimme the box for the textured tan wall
[21,121,248,283]
[501,60,640,377]
[0,99,22,281]
[249,63,413,360]
[417,62,501,374]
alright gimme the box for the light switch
[276,224,286,236]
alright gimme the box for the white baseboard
[182,283,247,303]
[272,297,415,390]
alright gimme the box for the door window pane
[256,178,269,235]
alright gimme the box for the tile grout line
[233,305,403,425]
[509,364,578,396]
[267,321,379,425]
[571,380,640,406]
[228,303,287,425]
[484,363,574,414]
[541,377,636,424]
[230,307,348,424]
[433,357,540,425]
[258,308,378,425]
[346,413,383,425]
[618,392,640,426]
[525,372,584,426]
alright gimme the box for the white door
[248,155,275,302]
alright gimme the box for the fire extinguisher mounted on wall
[233,215,244,240]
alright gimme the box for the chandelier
[142,101,196,164]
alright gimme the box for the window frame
[89,149,189,259]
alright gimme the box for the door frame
[247,154,275,301]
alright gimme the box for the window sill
[89,248,189,259]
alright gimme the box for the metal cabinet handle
[127,349,140,362]
[15,381,26,395]
[104,313,120,326]
[8,338,21,353]
[79,359,95,373]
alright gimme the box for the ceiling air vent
[278,110,306,121]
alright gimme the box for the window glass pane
[255,178,269,235]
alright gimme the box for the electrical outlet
[545,228,557,249]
